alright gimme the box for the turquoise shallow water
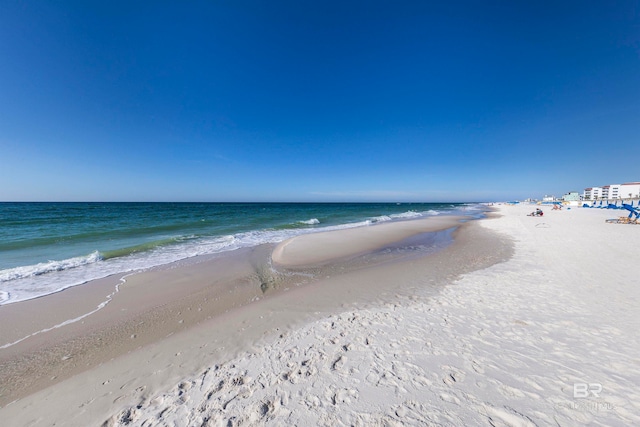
[0,202,484,304]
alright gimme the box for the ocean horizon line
[0,200,487,204]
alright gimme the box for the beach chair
[606,216,639,224]
[606,217,626,223]
[606,204,640,224]
[613,216,639,224]
[604,204,637,224]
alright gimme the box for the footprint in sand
[441,365,466,386]
[331,354,346,372]
[305,394,321,408]
[331,388,357,405]
[482,405,537,427]
[497,384,526,399]
[470,360,485,374]
[440,392,461,405]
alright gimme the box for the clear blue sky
[1,1,638,202]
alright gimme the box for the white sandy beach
[2,205,639,426]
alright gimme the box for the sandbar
[272,216,464,267]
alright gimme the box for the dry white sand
[2,205,639,426]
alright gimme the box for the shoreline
[1,213,497,417]
[0,202,472,307]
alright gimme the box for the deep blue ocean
[0,202,483,304]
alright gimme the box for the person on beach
[528,208,543,217]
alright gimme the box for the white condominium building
[585,182,640,200]
[601,185,620,199]
[620,182,640,198]
[583,187,602,200]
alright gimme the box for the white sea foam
[299,218,320,225]
[0,251,103,282]
[390,210,422,219]
[373,210,439,222]
[371,215,392,223]
[330,220,373,229]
